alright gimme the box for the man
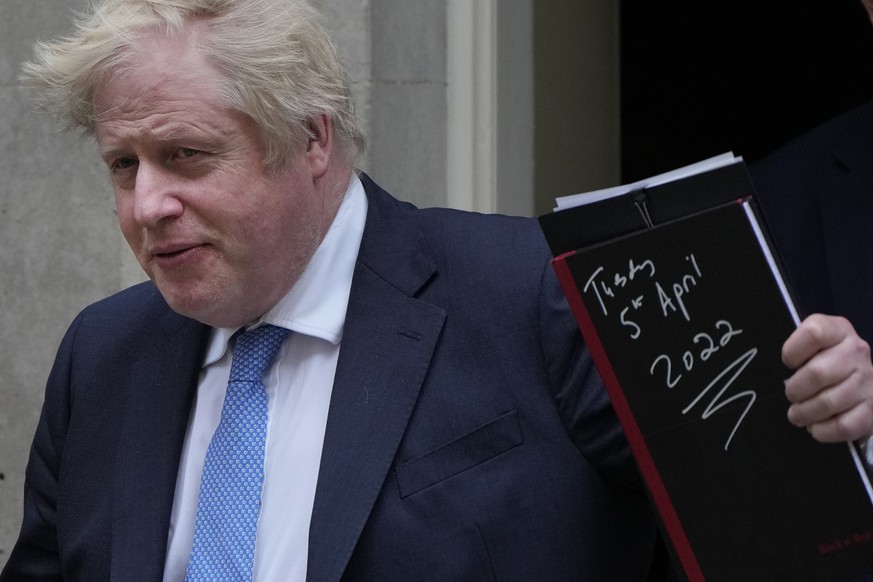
[749,0,873,465]
[750,9,873,348]
[3,0,872,580]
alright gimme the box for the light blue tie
[185,324,290,581]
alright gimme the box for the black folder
[538,157,873,582]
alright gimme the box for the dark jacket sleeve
[1,313,83,581]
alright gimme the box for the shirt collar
[202,174,368,367]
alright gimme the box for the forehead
[93,29,232,141]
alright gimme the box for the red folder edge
[552,253,706,582]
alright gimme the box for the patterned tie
[185,324,290,581]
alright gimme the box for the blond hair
[20,0,365,167]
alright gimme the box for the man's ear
[306,114,332,179]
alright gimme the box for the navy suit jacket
[750,99,873,344]
[3,174,666,581]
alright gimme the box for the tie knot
[228,324,290,383]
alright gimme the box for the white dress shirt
[162,175,368,581]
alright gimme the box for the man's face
[95,29,337,328]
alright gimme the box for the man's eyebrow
[97,143,128,158]
[162,127,194,141]
[161,124,232,144]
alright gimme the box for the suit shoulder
[360,173,551,274]
[72,281,194,342]
[417,206,542,244]
[414,207,551,278]
[751,99,873,194]
[80,281,164,319]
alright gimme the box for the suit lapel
[110,309,210,580]
[817,114,873,341]
[307,176,446,582]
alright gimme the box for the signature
[649,320,756,450]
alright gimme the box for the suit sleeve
[536,257,644,491]
[537,260,683,582]
[0,314,83,581]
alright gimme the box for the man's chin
[159,286,265,329]
[155,282,223,325]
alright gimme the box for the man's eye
[112,157,138,171]
[177,148,199,159]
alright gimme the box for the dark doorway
[621,2,873,181]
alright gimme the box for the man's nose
[133,163,184,226]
